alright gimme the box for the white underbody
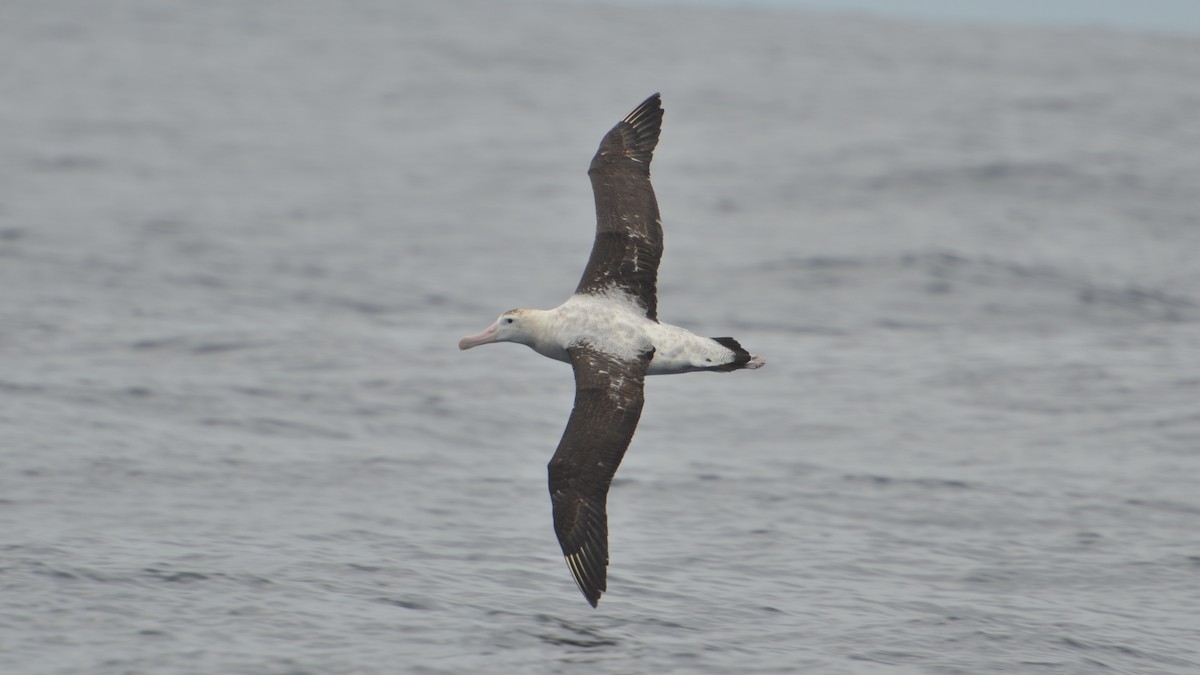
[526,292,741,374]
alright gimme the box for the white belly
[534,293,736,374]
[644,322,733,374]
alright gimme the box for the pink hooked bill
[458,321,499,350]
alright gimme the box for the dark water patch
[876,318,942,330]
[140,217,188,236]
[755,255,868,295]
[961,568,1019,585]
[416,393,453,419]
[848,650,927,665]
[0,379,45,395]
[163,272,230,289]
[531,615,619,649]
[1060,636,1144,660]
[637,617,690,630]
[864,159,1130,197]
[232,385,284,398]
[933,361,1146,417]
[299,528,386,543]
[326,297,392,316]
[1123,498,1200,516]
[24,561,116,583]
[142,567,210,584]
[1152,411,1200,428]
[29,154,107,172]
[922,252,1199,323]
[130,336,262,354]
[759,255,866,272]
[130,336,186,351]
[842,473,975,491]
[198,416,351,440]
[191,341,260,355]
[725,318,847,335]
[377,597,432,610]
[915,478,971,490]
[29,563,83,581]
[847,473,892,486]
[1014,93,1107,112]
[140,567,273,587]
[1055,633,1200,670]
[422,292,452,307]
[291,290,396,316]
[272,260,330,279]
[1079,284,1199,321]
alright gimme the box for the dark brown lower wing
[547,345,653,607]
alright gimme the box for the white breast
[531,292,736,375]
[534,292,655,363]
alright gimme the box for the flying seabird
[459,94,765,607]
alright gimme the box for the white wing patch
[629,236,640,272]
[608,374,628,407]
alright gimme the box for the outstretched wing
[547,344,653,607]
[575,94,665,321]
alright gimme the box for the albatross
[459,93,765,607]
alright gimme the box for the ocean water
[652,0,1200,35]
[2,1,1199,673]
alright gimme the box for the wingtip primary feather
[565,550,604,607]
[622,93,664,158]
[591,93,664,170]
[624,93,662,125]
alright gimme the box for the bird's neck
[519,308,572,364]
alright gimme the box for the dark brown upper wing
[547,344,653,607]
[575,94,665,321]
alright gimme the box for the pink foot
[746,355,766,369]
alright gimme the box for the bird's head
[458,309,534,350]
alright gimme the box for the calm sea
[2,1,1198,673]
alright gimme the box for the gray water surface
[2,1,1199,673]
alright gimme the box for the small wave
[198,417,352,440]
[130,335,264,354]
[142,567,210,584]
[842,473,975,491]
[140,566,273,587]
[376,597,432,610]
[530,615,619,649]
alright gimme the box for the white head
[458,309,536,350]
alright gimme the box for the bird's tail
[708,337,766,372]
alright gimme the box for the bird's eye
[505,318,515,324]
